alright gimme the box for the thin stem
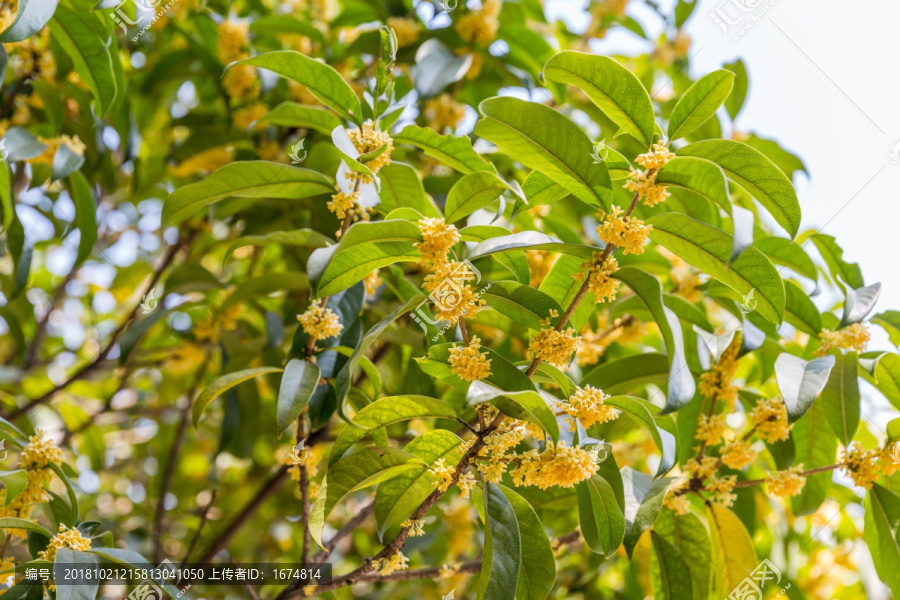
[183,490,218,564]
[298,417,311,565]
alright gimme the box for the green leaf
[655,157,730,211]
[0,0,59,43]
[647,212,785,324]
[820,351,860,446]
[334,296,425,407]
[653,510,712,600]
[375,430,463,540]
[753,236,817,281]
[705,503,757,598]
[581,353,670,393]
[226,228,333,258]
[775,353,835,421]
[220,272,307,310]
[469,231,595,261]
[379,163,441,218]
[783,280,822,335]
[467,381,559,444]
[51,143,85,181]
[866,484,900,598]
[49,7,117,116]
[810,233,864,290]
[543,51,655,146]
[0,470,28,507]
[0,517,53,537]
[459,225,530,283]
[310,447,421,548]
[329,396,458,466]
[86,549,182,597]
[650,531,694,600]
[678,139,800,238]
[622,468,670,556]
[496,485,555,600]
[394,124,493,174]
[475,96,612,208]
[417,343,535,393]
[66,172,96,268]
[0,161,10,234]
[723,60,748,120]
[606,396,677,477]
[481,281,564,330]
[870,353,900,410]
[233,51,362,124]
[840,282,881,328]
[47,462,79,525]
[445,171,510,223]
[577,474,625,557]
[873,311,900,347]
[521,171,569,208]
[53,548,98,600]
[192,367,283,427]
[277,359,320,431]
[312,219,421,297]
[477,482,521,600]
[266,102,343,134]
[162,161,333,227]
[791,399,836,515]
[668,70,734,140]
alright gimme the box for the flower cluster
[528,311,580,368]
[347,120,394,174]
[423,261,486,324]
[527,250,559,287]
[425,94,467,133]
[416,218,460,268]
[218,21,259,103]
[664,480,692,515]
[559,386,618,430]
[28,135,86,166]
[748,397,792,443]
[456,0,502,46]
[328,121,394,226]
[573,252,620,301]
[696,414,727,445]
[766,465,807,498]
[816,323,870,356]
[0,431,66,536]
[449,336,492,382]
[698,335,741,407]
[386,16,421,47]
[510,442,599,490]
[841,443,880,489]
[597,205,652,255]
[624,141,675,206]
[297,304,343,342]
[38,525,92,563]
[377,550,409,575]
[720,439,756,470]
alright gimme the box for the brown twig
[184,490,218,564]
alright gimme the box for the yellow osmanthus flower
[635,141,676,170]
[377,550,409,575]
[20,431,65,469]
[624,168,670,207]
[510,442,599,490]
[439,563,462,578]
[527,250,558,287]
[217,20,250,63]
[698,334,740,406]
[561,386,618,430]
[528,312,580,368]
[327,189,363,221]
[574,252,620,302]
[448,336,492,382]
[841,443,880,489]
[38,525,92,563]
[880,441,900,476]
[696,414,727,445]
[664,480,691,515]
[424,94,467,132]
[597,206,652,255]
[0,431,66,536]
[194,303,244,344]
[0,0,18,32]
[766,465,806,498]
[415,218,459,267]
[456,0,502,46]
[444,498,473,558]
[423,261,485,324]
[402,519,426,537]
[816,323,870,356]
[8,32,56,82]
[720,439,756,470]
[386,16,422,47]
[803,546,855,598]
[707,475,736,507]
[749,397,792,443]
[232,103,266,129]
[457,471,477,498]
[685,456,718,481]
[27,135,87,166]
[364,269,383,296]
[297,304,343,341]
[347,120,393,174]
[430,458,456,492]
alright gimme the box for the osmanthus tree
[2,0,900,599]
